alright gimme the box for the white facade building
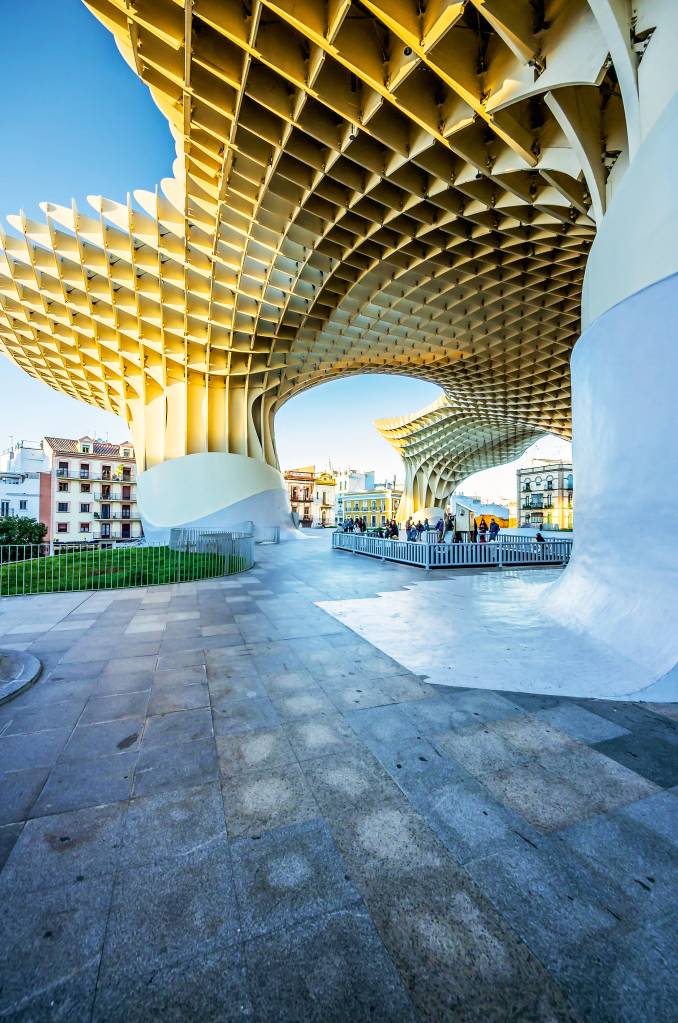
[0,441,48,522]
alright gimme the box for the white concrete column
[547,94,678,695]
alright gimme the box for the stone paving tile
[481,761,601,832]
[61,716,144,761]
[95,669,156,695]
[594,732,678,788]
[491,714,580,756]
[324,681,396,711]
[403,690,524,737]
[97,837,239,989]
[142,707,213,748]
[435,722,531,778]
[80,690,150,724]
[231,817,359,939]
[0,879,109,1019]
[156,648,206,671]
[148,680,210,715]
[368,736,449,787]
[244,906,417,1023]
[0,766,49,824]
[0,697,85,736]
[465,832,633,963]
[271,689,338,720]
[620,789,678,846]
[344,703,424,746]
[133,736,219,797]
[537,745,659,814]
[31,750,138,818]
[152,664,207,688]
[535,701,630,743]
[300,750,402,815]
[0,802,126,893]
[284,712,366,760]
[48,659,108,681]
[557,809,678,915]
[92,940,252,1023]
[221,761,319,838]
[120,783,226,868]
[209,674,271,704]
[0,822,23,870]
[357,868,580,1023]
[0,726,71,772]
[102,654,157,675]
[212,695,280,738]
[217,727,298,779]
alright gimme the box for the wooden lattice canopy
[0,1,643,475]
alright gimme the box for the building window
[566,473,573,490]
[122,449,130,457]
[0,500,9,517]
[79,522,91,533]
[80,463,90,479]
[122,485,131,500]
[546,478,553,490]
[19,500,27,510]
[81,483,91,493]
[57,502,69,513]
[80,503,91,513]
[523,481,531,491]
[57,461,68,478]
[57,522,68,534]
[102,465,111,480]
[58,481,69,492]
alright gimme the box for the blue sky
[0,0,570,498]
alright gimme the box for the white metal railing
[0,537,254,597]
[332,530,572,569]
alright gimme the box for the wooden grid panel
[376,393,542,512]
[0,1,638,473]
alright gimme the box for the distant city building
[284,467,315,527]
[452,495,510,539]
[42,436,142,542]
[517,460,573,530]
[342,482,402,528]
[310,471,336,527]
[334,469,375,524]
[0,441,48,521]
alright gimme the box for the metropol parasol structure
[0,1,676,688]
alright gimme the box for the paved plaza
[0,533,676,1022]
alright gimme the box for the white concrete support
[547,94,678,697]
[136,452,293,543]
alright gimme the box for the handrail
[332,531,572,569]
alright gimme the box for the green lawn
[0,545,249,596]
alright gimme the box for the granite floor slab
[0,531,675,1020]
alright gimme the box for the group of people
[473,517,501,543]
[341,513,504,543]
[342,517,399,538]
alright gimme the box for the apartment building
[0,441,48,521]
[310,471,336,527]
[342,482,402,528]
[517,460,574,530]
[42,436,143,542]
[335,469,375,524]
[284,467,315,527]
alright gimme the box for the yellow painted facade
[343,487,402,528]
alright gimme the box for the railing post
[425,541,430,571]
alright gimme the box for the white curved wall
[137,452,294,541]
[582,92,678,326]
[548,272,678,688]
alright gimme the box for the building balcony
[55,469,133,483]
[94,512,141,522]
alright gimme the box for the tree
[0,516,48,558]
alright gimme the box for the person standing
[489,518,500,541]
